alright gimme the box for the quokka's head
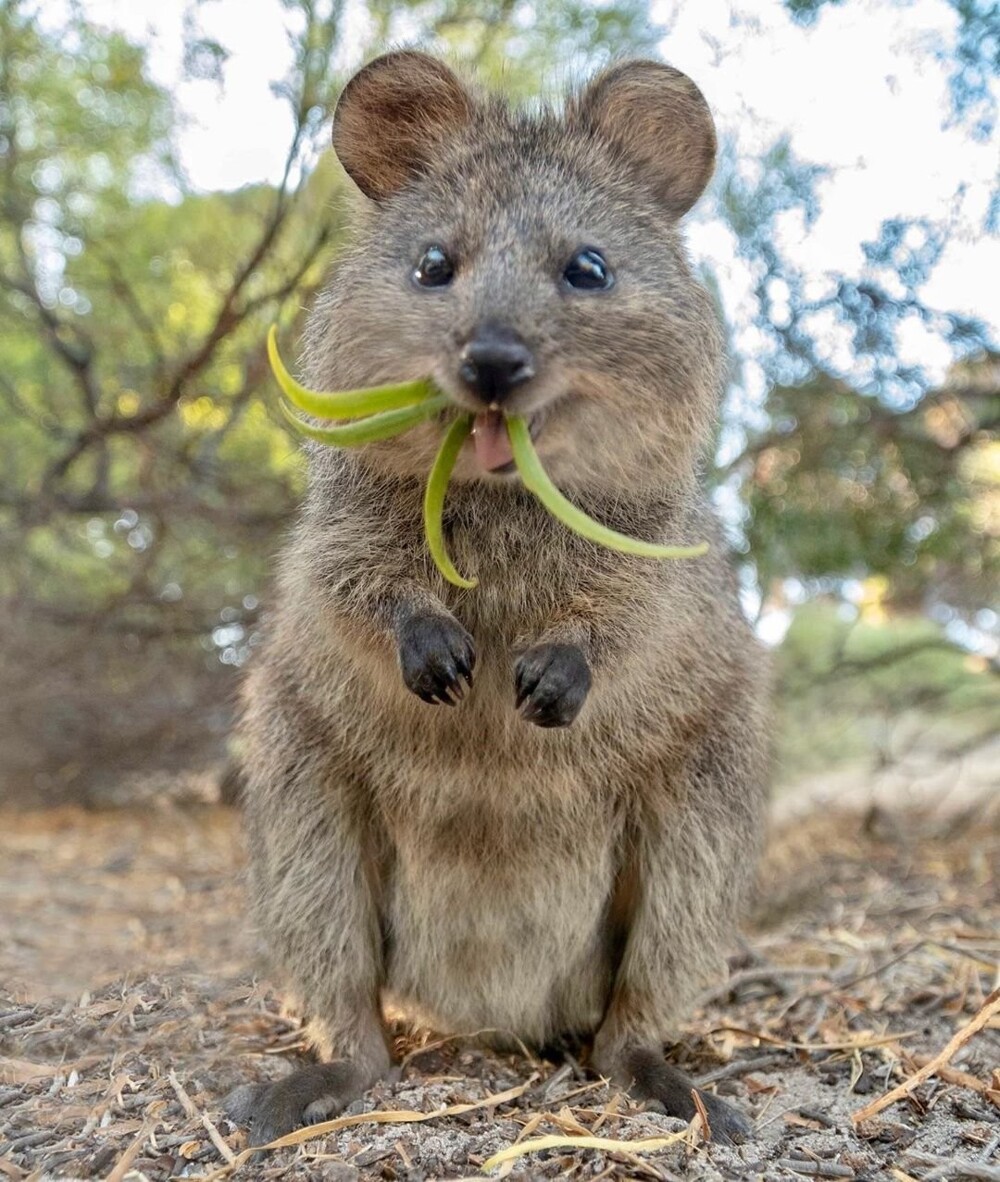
[301,51,725,495]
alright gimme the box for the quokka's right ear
[333,51,473,201]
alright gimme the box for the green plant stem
[424,415,477,588]
[279,395,449,446]
[506,416,709,560]
[268,326,437,419]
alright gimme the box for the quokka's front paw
[515,643,591,727]
[397,612,476,705]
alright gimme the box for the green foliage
[774,602,999,784]
[713,127,997,625]
[739,360,999,610]
[0,5,178,238]
[366,0,658,96]
[0,1,342,799]
[0,3,350,636]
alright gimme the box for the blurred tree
[771,599,998,784]
[0,0,351,801]
[681,0,996,771]
[734,355,998,615]
[0,0,995,803]
[0,0,661,802]
[367,0,658,94]
[711,129,997,632]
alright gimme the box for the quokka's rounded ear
[568,61,717,217]
[332,51,473,201]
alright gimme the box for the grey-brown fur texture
[227,51,770,1147]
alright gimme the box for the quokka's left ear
[568,60,717,217]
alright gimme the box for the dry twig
[104,1119,153,1182]
[909,1053,1000,1107]
[690,1088,712,1142]
[852,986,1000,1124]
[480,1131,688,1173]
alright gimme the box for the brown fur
[229,52,770,1145]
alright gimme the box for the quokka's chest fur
[377,747,626,1040]
[383,840,618,1040]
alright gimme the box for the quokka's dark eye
[563,247,614,292]
[413,245,454,288]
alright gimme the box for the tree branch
[37,86,323,491]
[0,269,101,417]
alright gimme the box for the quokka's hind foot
[224,1061,367,1147]
[599,1045,754,1146]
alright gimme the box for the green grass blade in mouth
[279,394,449,447]
[506,416,709,560]
[268,326,437,419]
[424,415,478,589]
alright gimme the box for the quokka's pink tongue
[472,411,514,471]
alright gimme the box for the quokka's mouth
[470,411,542,474]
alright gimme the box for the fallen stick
[167,1070,200,1120]
[852,986,1000,1124]
[902,1151,1000,1182]
[166,1069,236,1164]
[776,1160,856,1179]
[202,1113,237,1165]
[718,1026,914,1052]
[691,1088,712,1142]
[910,1053,999,1107]
[481,1131,687,1172]
[105,1119,153,1182]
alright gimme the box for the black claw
[398,613,476,706]
[514,643,591,728]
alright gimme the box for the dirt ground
[1,777,998,1181]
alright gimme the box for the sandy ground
[1,780,998,1181]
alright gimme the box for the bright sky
[73,0,998,381]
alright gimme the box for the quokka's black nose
[459,323,535,404]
